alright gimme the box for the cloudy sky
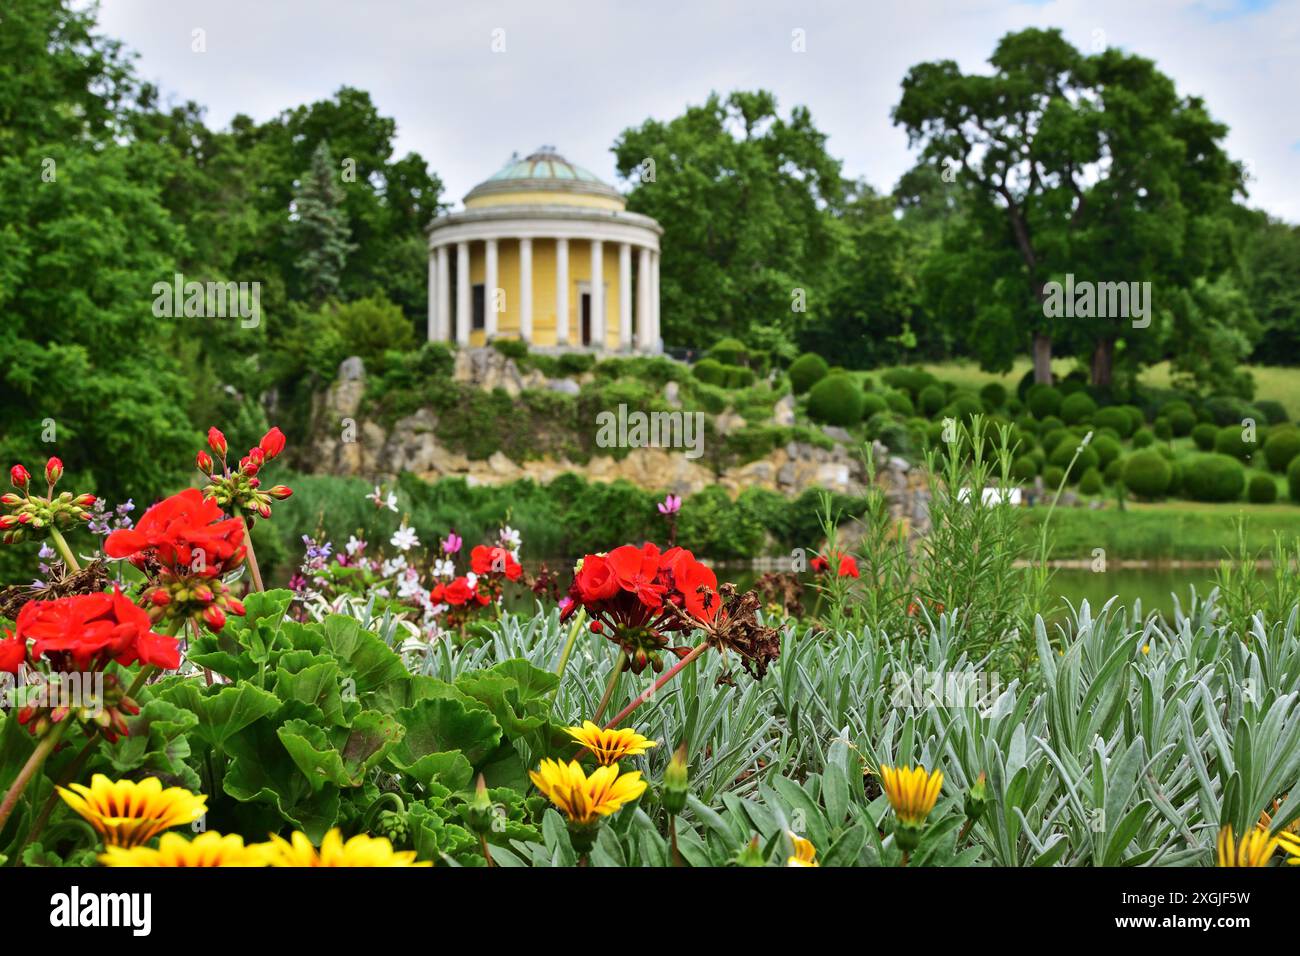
[98,0,1300,220]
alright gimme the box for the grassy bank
[1023,500,1300,560]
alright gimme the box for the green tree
[291,140,357,305]
[613,91,846,350]
[894,28,1244,385]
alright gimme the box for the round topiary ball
[788,353,829,394]
[1060,392,1098,425]
[1191,422,1218,451]
[1153,418,1173,441]
[979,382,1007,409]
[1092,406,1131,437]
[883,389,915,416]
[1166,408,1196,437]
[1288,456,1300,503]
[1213,425,1256,462]
[1122,450,1173,498]
[859,392,888,420]
[1043,465,1066,488]
[1104,458,1124,484]
[1091,434,1122,468]
[1248,474,1278,503]
[1182,454,1246,502]
[1027,384,1063,420]
[692,358,726,386]
[1264,427,1300,473]
[807,374,865,426]
[1132,428,1156,449]
[919,384,946,417]
[1048,440,1099,479]
[1011,455,1039,482]
[1078,467,1104,495]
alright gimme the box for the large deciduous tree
[893,28,1245,386]
[613,91,845,351]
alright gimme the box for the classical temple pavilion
[426,147,663,352]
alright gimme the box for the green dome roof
[465,147,622,204]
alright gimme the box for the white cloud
[98,0,1300,219]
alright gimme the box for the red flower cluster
[198,426,293,522]
[810,552,860,578]
[8,588,180,673]
[430,577,491,608]
[470,544,523,581]
[562,543,719,673]
[105,489,245,574]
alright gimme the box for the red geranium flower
[432,576,490,608]
[105,488,245,574]
[0,632,25,674]
[470,544,522,581]
[258,427,286,460]
[15,588,180,672]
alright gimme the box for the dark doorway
[472,284,486,331]
[580,292,591,346]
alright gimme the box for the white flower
[397,571,425,600]
[345,535,366,556]
[498,525,521,557]
[367,485,399,512]
[432,558,456,579]
[390,524,420,552]
[465,571,478,590]
[381,555,408,577]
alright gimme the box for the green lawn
[888,359,1300,422]
[1023,500,1300,560]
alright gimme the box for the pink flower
[658,494,682,516]
[442,532,463,555]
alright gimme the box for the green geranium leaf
[161,681,281,750]
[98,698,201,791]
[320,615,409,697]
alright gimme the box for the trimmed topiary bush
[1120,405,1145,436]
[1091,406,1131,437]
[1091,434,1122,468]
[706,336,749,366]
[1011,455,1038,481]
[1132,428,1155,449]
[943,394,984,423]
[1191,422,1218,451]
[1289,456,1300,502]
[1059,392,1098,425]
[918,384,946,417]
[1078,467,1104,495]
[1264,427,1300,473]
[1041,427,1074,455]
[1182,454,1246,502]
[1043,465,1066,488]
[1256,399,1289,425]
[789,353,829,394]
[692,358,726,387]
[883,389,915,416]
[1048,440,1099,480]
[807,374,864,426]
[859,392,889,420]
[1122,450,1173,498]
[1037,415,1064,435]
[1248,474,1278,503]
[1153,418,1173,441]
[979,382,1007,409]
[1165,408,1196,437]
[1166,461,1184,497]
[1027,384,1063,420]
[1104,458,1124,484]
[1213,425,1256,462]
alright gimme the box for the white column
[484,238,499,339]
[519,238,533,343]
[455,241,470,346]
[636,246,653,351]
[426,250,437,341]
[436,244,450,341]
[590,239,604,350]
[618,243,632,351]
[650,250,661,351]
[555,238,569,345]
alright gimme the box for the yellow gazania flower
[258,828,430,867]
[786,831,819,867]
[878,764,943,827]
[99,831,263,867]
[1217,824,1282,867]
[528,758,646,825]
[58,774,207,848]
[565,720,656,766]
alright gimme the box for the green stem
[551,610,586,695]
[241,518,265,592]
[669,814,682,867]
[591,652,626,724]
[603,643,710,730]
[48,528,81,574]
[0,720,68,837]
[479,834,495,867]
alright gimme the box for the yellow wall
[465,190,624,212]
[464,238,624,349]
